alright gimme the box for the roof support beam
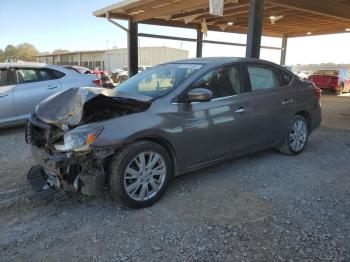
[246,0,264,58]
[128,20,138,77]
[138,33,281,50]
[133,0,207,22]
[268,0,350,21]
[196,25,203,58]
[280,36,287,65]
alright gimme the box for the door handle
[282,98,294,105]
[235,107,246,114]
[47,86,58,90]
[0,93,8,98]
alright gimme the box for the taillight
[330,76,339,86]
[92,79,102,86]
[313,86,321,99]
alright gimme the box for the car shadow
[0,126,25,136]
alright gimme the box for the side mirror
[187,88,213,103]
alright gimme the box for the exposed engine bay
[26,87,152,200]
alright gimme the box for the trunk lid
[309,70,339,87]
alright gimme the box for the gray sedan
[26,57,321,208]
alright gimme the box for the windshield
[116,63,202,98]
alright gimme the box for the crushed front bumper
[27,145,113,201]
[27,166,67,201]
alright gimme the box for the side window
[46,69,65,79]
[190,66,241,99]
[16,68,39,84]
[280,70,293,85]
[0,69,8,87]
[37,69,51,81]
[16,68,64,84]
[247,66,280,91]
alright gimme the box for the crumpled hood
[35,87,153,128]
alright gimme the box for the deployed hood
[35,87,153,128]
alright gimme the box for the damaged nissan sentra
[26,58,321,208]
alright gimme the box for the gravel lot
[0,94,349,261]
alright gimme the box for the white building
[36,46,189,72]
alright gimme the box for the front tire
[108,141,173,208]
[279,115,309,155]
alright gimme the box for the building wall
[105,47,189,71]
[36,47,189,72]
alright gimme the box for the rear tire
[108,141,173,208]
[279,115,309,155]
[336,84,344,95]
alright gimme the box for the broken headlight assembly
[54,125,103,152]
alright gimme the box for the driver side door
[178,64,256,169]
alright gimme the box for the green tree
[0,49,4,62]
[16,43,39,61]
[4,45,17,60]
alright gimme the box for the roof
[170,57,241,64]
[36,46,188,57]
[0,62,69,71]
[36,50,105,57]
[0,62,49,68]
[93,0,350,37]
[159,57,286,69]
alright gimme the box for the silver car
[0,63,99,127]
[26,58,321,208]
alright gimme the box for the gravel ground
[0,94,349,261]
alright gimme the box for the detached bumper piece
[27,166,67,201]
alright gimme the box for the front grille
[25,115,64,149]
[25,121,47,147]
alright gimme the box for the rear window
[248,66,280,91]
[47,69,65,79]
[280,70,293,85]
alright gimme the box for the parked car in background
[91,70,114,89]
[64,66,114,89]
[0,63,100,127]
[63,65,92,74]
[297,70,313,80]
[112,65,152,84]
[308,69,350,95]
[111,68,128,83]
[26,57,321,208]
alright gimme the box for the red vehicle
[308,69,350,95]
[91,70,114,89]
[64,66,114,88]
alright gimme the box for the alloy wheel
[288,120,307,152]
[123,151,166,201]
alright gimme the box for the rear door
[0,67,17,124]
[13,67,61,119]
[244,63,295,146]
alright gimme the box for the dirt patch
[0,95,349,261]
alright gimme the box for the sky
[2,0,350,65]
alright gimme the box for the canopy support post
[246,0,265,58]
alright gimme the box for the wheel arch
[134,136,178,175]
[295,110,311,131]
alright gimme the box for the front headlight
[54,126,103,152]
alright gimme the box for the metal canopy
[94,0,350,38]
[94,0,350,76]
